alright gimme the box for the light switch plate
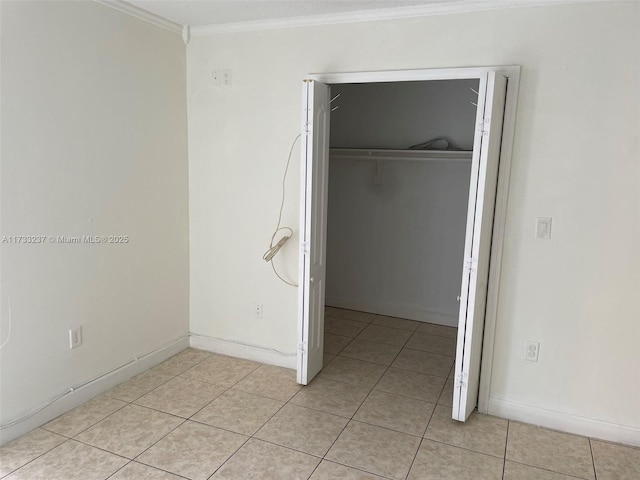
[536,217,552,239]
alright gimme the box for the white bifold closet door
[452,71,507,421]
[297,80,330,384]
[297,73,508,418]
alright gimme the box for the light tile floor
[2,308,639,479]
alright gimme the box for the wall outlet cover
[69,327,82,349]
[525,340,540,362]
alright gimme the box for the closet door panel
[297,80,330,384]
[453,72,507,421]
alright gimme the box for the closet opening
[326,80,476,326]
[323,79,475,413]
[297,67,520,421]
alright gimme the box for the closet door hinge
[300,241,309,255]
[303,122,312,136]
[455,372,468,388]
[477,118,490,136]
[464,257,477,273]
[298,342,308,355]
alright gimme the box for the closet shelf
[330,148,472,162]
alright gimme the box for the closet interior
[324,79,480,354]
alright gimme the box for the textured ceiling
[124,0,459,27]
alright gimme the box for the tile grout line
[501,420,510,479]
[504,458,593,480]
[404,403,440,479]
[589,438,598,480]
[416,436,508,460]
[404,437,425,480]
[105,459,191,480]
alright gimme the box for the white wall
[325,153,471,326]
[187,1,640,443]
[330,80,478,149]
[0,1,189,442]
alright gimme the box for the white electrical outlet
[69,327,82,349]
[254,304,263,319]
[525,340,540,362]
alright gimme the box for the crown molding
[95,0,182,34]
[190,0,607,36]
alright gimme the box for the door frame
[302,66,520,413]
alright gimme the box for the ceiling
[123,0,496,27]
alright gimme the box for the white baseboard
[325,297,458,327]
[0,336,189,446]
[190,334,297,370]
[488,397,640,447]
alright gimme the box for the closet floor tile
[391,348,454,378]
[356,324,413,347]
[405,332,457,356]
[318,356,386,388]
[375,367,446,403]
[324,317,368,338]
[371,315,421,332]
[338,337,402,365]
[290,377,370,418]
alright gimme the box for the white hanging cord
[263,134,301,287]
[190,333,296,357]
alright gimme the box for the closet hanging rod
[329,148,472,163]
